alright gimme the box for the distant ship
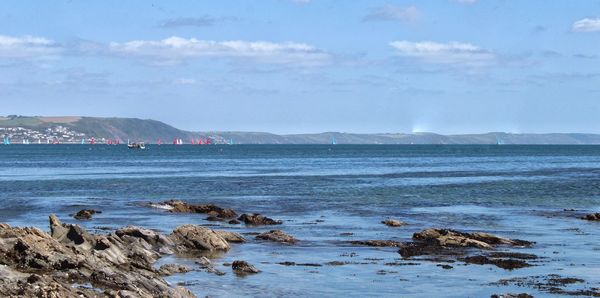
[331,136,337,145]
[3,136,10,145]
[496,136,505,145]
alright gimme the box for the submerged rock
[232,260,260,275]
[382,219,407,227]
[350,240,403,247]
[228,219,241,225]
[461,255,531,270]
[491,294,533,298]
[238,213,282,225]
[256,230,297,244]
[72,209,101,220]
[582,213,600,221]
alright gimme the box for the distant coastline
[2,115,600,145]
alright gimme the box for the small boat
[127,142,146,149]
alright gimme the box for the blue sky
[1,0,599,133]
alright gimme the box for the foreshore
[1,200,599,297]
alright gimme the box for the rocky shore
[1,201,599,297]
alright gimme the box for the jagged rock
[0,215,196,298]
[0,223,11,229]
[350,240,403,247]
[154,200,237,219]
[159,264,191,276]
[238,213,282,225]
[49,214,96,250]
[232,260,260,275]
[170,225,230,252]
[382,219,407,227]
[115,226,174,249]
[215,230,245,243]
[256,230,297,244]
[582,213,600,221]
[73,209,101,220]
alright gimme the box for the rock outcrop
[397,228,535,270]
[73,209,101,220]
[152,200,237,219]
[238,213,282,225]
[232,260,260,275]
[0,215,246,297]
[256,230,297,244]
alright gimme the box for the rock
[0,223,11,229]
[491,294,533,298]
[157,200,237,219]
[159,264,191,276]
[115,226,174,248]
[170,224,230,252]
[382,219,407,227]
[412,229,532,249]
[228,219,241,225]
[0,215,196,298]
[232,260,260,275]
[582,213,600,221]
[73,209,101,220]
[238,213,282,225]
[461,255,531,270]
[256,230,297,244]
[437,264,453,269]
[49,214,96,250]
[350,240,403,247]
[214,230,246,243]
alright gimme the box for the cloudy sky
[1,0,600,133]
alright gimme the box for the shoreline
[1,200,599,297]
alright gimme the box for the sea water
[1,144,599,297]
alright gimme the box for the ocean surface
[1,144,599,297]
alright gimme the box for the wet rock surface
[152,200,237,219]
[582,212,600,221]
[256,230,297,244]
[397,228,536,270]
[232,260,260,275]
[238,213,282,225]
[350,240,403,247]
[381,219,407,227]
[72,209,101,220]
[490,293,533,298]
[491,274,598,296]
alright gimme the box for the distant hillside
[2,115,600,144]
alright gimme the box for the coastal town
[1,125,90,144]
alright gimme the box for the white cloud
[109,36,331,66]
[389,40,496,67]
[572,18,600,32]
[0,35,62,59]
[455,0,477,4]
[364,5,419,23]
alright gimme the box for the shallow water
[1,144,599,297]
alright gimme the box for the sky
[1,0,600,134]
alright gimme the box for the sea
[0,144,599,297]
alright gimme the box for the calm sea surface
[1,144,599,297]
